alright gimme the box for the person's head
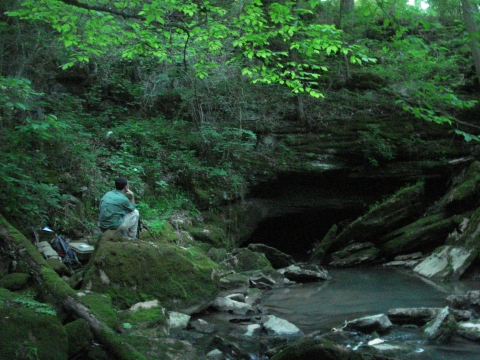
[115,177,128,191]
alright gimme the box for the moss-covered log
[0,213,147,360]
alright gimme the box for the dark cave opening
[241,169,452,262]
[243,208,363,262]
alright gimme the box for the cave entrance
[243,208,363,262]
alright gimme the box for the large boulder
[247,243,295,269]
[446,290,480,313]
[413,246,477,280]
[430,160,480,215]
[329,242,380,267]
[458,319,480,341]
[310,224,338,263]
[211,296,255,315]
[218,273,250,296]
[277,264,329,282]
[82,239,220,313]
[222,248,274,272]
[380,214,458,258]
[262,315,303,336]
[314,182,425,260]
[388,307,471,325]
[423,306,457,343]
[346,313,393,334]
[447,207,480,253]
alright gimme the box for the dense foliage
[0,0,479,231]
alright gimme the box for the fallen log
[0,213,146,360]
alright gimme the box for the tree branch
[58,0,191,67]
[0,213,147,360]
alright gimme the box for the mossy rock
[248,243,295,269]
[436,161,480,215]
[187,224,227,248]
[208,247,229,263]
[315,182,425,260]
[310,224,338,263]
[225,248,274,272]
[65,318,94,358]
[143,221,179,243]
[80,292,119,329]
[0,272,32,291]
[117,305,169,337]
[381,215,458,258]
[270,338,365,360]
[463,207,480,251]
[82,240,220,313]
[218,272,250,294]
[47,258,70,276]
[0,288,68,360]
[87,344,110,360]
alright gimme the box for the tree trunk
[337,0,354,29]
[0,213,146,360]
[462,0,480,86]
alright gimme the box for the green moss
[310,224,337,263]
[96,328,148,360]
[46,258,69,276]
[40,266,77,299]
[87,345,110,360]
[450,161,480,201]
[0,272,31,291]
[82,240,220,310]
[0,289,68,360]
[118,306,168,332]
[65,318,94,357]
[187,224,227,248]
[230,248,273,272]
[381,215,455,257]
[142,221,179,243]
[81,293,119,329]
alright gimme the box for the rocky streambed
[166,259,480,360]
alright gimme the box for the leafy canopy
[7,0,369,98]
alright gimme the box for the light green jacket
[98,190,135,231]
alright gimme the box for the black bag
[50,234,82,270]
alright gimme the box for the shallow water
[262,266,480,359]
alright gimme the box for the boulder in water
[424,306,457,343]
[413,246,476,281]
[262,314,303,336]
[446,290,480,313]
[346,314,393,334]
[189,318,216,334]
[458,320,480,341]
[277,264,329,282]
[388,307,471,325]
[269,338,366,360]
[212,296,255,315]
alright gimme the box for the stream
[188,266,480,359]
[262,266,480,359]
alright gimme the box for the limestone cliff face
[193,110,478,263]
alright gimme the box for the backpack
[50,234,82,271]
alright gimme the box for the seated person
[98,177,139,239]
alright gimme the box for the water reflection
[262,266,480,359]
